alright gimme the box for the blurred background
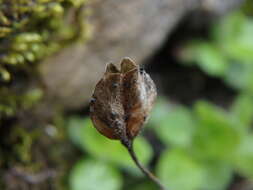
[1,0,253,189]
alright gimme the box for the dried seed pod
[89,58,166,190]
[90,58,157,141]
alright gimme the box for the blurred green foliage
[180,10,253,94]
[170,9,253,189]
[175,9,253,189]
[69,159,123,190]
[68,118,152,173]
[67,95,253,190]
[67,117,153,190]
[152,97,253,190]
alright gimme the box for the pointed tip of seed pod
[121,57,138,73]
[105,63,120,73]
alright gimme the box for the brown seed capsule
[90,58,157,141]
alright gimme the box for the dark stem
[121,139,167,190]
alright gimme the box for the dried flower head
[90,58,157,142]
[89,58,166,190]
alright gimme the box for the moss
[0,0,91,188]
[11,127,36,163]
[0,0,90,82]
[0,0,91,118]
[0,112,80,189]
[0,87,43,119]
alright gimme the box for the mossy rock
[0,0,90,189]
[0,0,90,117]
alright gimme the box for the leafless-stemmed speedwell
[90,58,166,190]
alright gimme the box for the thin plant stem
[121,140,167,190]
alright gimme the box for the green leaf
[131,181,157,190]
[213,11,253,62]
[201,161,233,190]
[224,62,251,90]
[212,12,246,44]
[183,42,228,77]
[157,149,204,190]
[148,98,171,126]
[67,117,152,174]
[69,159,122,190]
[192,101,241,161]
[153,106,195,148]
[234,135,253,179]
[230,94,253,127]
